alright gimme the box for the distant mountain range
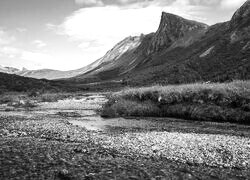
[0,65,20,74]
[1,0,250,85]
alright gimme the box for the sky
[0,0,247,71]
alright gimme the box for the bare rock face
[147,12,208,54]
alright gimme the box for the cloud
[75,0,104,6]
[73,0,247,9]
[73,0,222,8]
[0,29,16,45]
[16,28,27,33]
[57,2,202,62]
[220,0,246,9]
[32,40,47,48]
[0,47,20,58]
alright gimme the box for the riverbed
[0,94,250,179]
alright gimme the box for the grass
[0,92,73,110]
[101,80,250,124]
[37,93,72,102]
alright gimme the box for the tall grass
[101,81,250,124]
[0,92,72,108]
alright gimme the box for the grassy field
[101,81,250,124]
[0,92,76,109]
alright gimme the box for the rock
[57,169,71,180]
[0,129,9,136]
[56,112,81,118]
[147,12,208,54]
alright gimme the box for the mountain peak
[160,12,187,22]
[22,67,28,71]
[230,0,250,29]
[147,12,208,54]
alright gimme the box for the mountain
[70,36,144,82]
[69,0,250,85]
[147,12,208,54]
[5,12,208,81]
[70,12,209,83]
[0,65,20,74]
[4,1,250,85]
[8,36,143,80]
[14,65,100,80]
[0,72,61,92]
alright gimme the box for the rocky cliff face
[147,12,208,54]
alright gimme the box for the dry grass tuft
[101,81,250,123]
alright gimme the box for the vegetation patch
[101,81,250,124]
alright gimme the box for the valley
[0,1,250,179]
[1,93,250,179]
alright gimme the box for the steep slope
[147,12,208,54]
[72,13,208,83]
[125,0,250,85]
[11,0,250,84]
[12,36,142,80]
[71,36,144,82]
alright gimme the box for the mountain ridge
[1,1,250,85]
[147,12,208,54]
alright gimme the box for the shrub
[39,93,70,102]
[0,95,18,104]
[7,99,37,109]
[101,98,160,117]
[101,80,250,124]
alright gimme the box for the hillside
[3,0,250,86]
[0,65,20,74]
[15,66,99,80]
[71,13,208,83]
[0,72,82,92]
[126,0,250,85]
[69,0,250,85]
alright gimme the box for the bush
[101,98,160,117]
[101,80,250,124]
[7,99,37,109]
[39,93,70,102]
[0,95,18,104]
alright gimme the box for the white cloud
[20,51,53,67]
[16,28,27,33]
[57,3,199,62]
[0,30,16,45]
[32,40,47,48]
[75,0,104,6]
[0,47,20,58]
[220,0,246,9]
